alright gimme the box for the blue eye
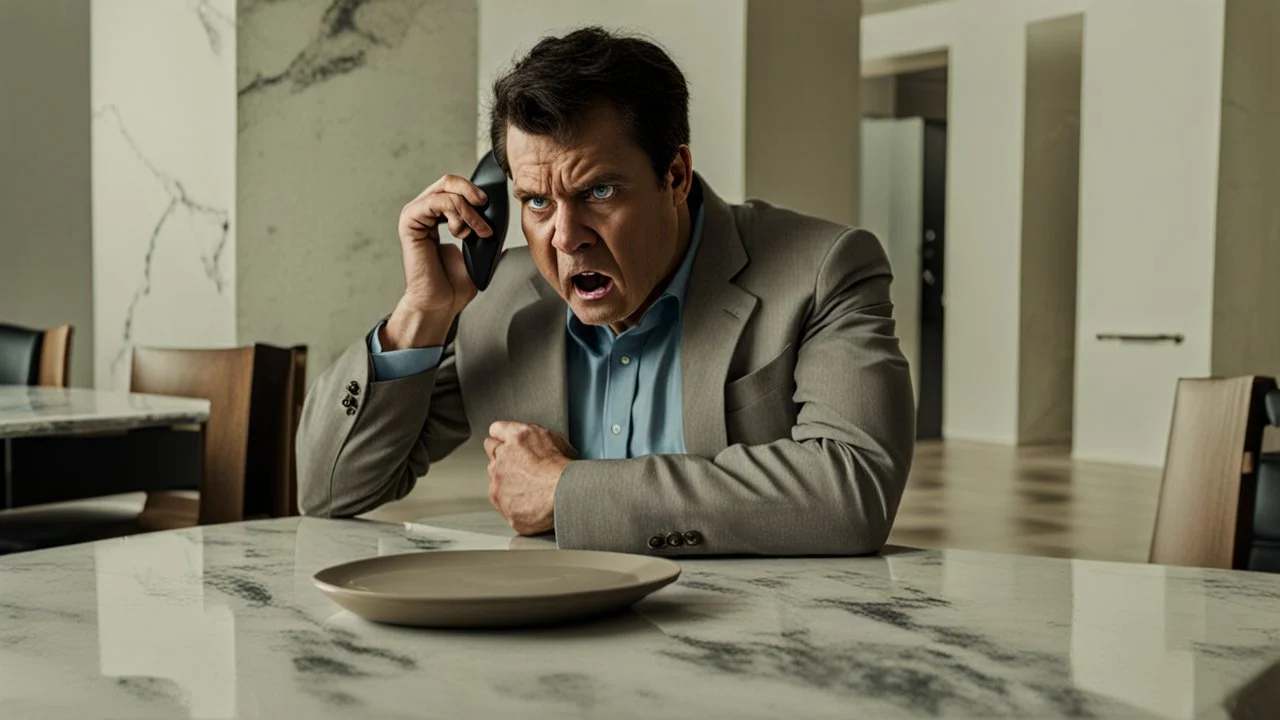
[527,197,549,210]
[590,185,615,200]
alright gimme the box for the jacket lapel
[505,276,569,435]
[681,178,757,457]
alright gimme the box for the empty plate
[313,549,681,628]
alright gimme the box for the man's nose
[550,206,597,255]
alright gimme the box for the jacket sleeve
[295,330,470,518]
[553,229,915,555]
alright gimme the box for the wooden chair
[1149,376,1277,569]
[0,343,305,553]
[133,344,307,529]
[38,325,72,388]
[0,323,72,387]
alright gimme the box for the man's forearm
[296,339,471,517]
[382,298,455,350]
[553,436,910,556]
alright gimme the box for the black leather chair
[0,323,44,385]
[1249,391,1280,572]
[0,322,72,388]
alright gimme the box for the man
[297,26,915,556]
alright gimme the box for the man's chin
[566,299,627,327]
[571,309,623,327]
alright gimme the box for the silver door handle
[1095,333,1184,344]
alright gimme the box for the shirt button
[620,355,631,365]
[611,424,622,435]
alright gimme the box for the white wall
[477,0,748,246]
[91,0,237,389]
[745,0,861,227]
[863,0,1226,466]
[0,0,94,387]
[1073,0,1224,466]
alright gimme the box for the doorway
[860,62,949,439]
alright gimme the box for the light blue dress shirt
[368,204,705,461]
[564,207,703,459]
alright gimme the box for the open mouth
[570,271,615,301]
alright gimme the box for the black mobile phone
[462,150,508,291]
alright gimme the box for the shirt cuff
[368,320,444,381]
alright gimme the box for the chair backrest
[1248,391,1280,572]
[37,325,72,388]
[0,324,43,385]
[1150,376,1277,569]
[280,345,308,517]
[0,323,73,387]
[130,344,306,525]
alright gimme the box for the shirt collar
[661,193,705,309]
[565,183,706,337]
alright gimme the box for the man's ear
[667,145,694,206]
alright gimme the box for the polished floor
[365,439,1164,563]
[888,441,1161,562]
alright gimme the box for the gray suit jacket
[296,178,915,556]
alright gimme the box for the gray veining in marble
[234,0,476,382]
[190,0,234,55]
[92,104,233,383]
[0,386,210,439]
[236,0,423,106]
[2,514,1279,718]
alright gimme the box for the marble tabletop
[1,515,1279,719]
[0,386,210,439]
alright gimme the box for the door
[917,121,947,439]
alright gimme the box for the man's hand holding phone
[382,175,494,351]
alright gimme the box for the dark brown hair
[487,26,690,186]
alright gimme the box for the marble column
[1017,14,1082,446]
[1210,0,1280,389]
[92,0,237,390]
[92,0,478,389]
[236,0,478,378]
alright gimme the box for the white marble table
[1,514,1279,719]
[0,386,210,439]
[0,386,211,508]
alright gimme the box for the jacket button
[647,535,666,550]
[347,381,360,395]
[346,407,356,416]
[683,531,703,547]
[342,395,356,408]
[665,532,685,548]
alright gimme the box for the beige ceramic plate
[313,549,681,628]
